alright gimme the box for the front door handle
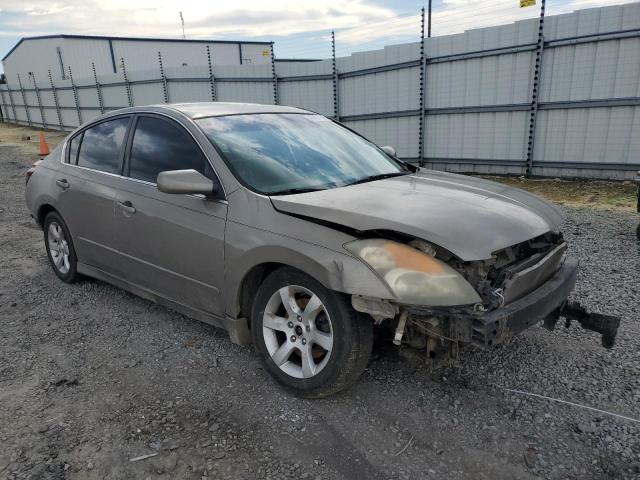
[116,200,136,215]
[55,179,70,190]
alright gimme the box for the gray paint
[25,103,574,347]
[272,169,564,261]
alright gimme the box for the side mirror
[157,169,216,196]
[380,145,397,157]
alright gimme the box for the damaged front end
[351,233,620,365]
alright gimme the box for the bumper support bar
[547,301,621,348]
[466,258,620,350]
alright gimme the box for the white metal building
[2,35,273,84]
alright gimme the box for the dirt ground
[1,124,639,480]
[486,176,638,213]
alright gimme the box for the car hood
[271,169,564,261]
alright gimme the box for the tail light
[26,160,42,185]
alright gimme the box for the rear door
[112,114,227,316]
[55,116,131,271]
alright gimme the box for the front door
[112,114,227,316]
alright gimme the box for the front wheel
[251,267,373,398]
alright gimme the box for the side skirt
[77,262,251,345]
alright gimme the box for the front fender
[224,221,394,318]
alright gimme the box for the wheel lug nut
[287,322,293,328]
[306,326,310,332]
[290,335,296,342]
[301,338,307,345]
[297,316,302,322]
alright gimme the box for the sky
[0,0,637,68]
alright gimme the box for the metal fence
[1,3,639,180]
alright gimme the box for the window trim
[66,130,83,165]
[60,110,227,201]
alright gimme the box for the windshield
[196,113,409,195]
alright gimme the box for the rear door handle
[116,200,136,215]
[55,179,69,190]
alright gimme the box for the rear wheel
[251,267,373,398]
[43,212,81,283]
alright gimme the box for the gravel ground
[0,125,639,480]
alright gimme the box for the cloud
[0,0,636,56]
[0,0,395,39]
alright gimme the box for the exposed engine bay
[352,232,620,368]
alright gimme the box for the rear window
[77,117,129,174]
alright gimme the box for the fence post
[48,70,63,129]
[17,74,32,127]
[158,51,169,103]
[121,57,134,107]
[331,31,340,121]
[0,88,10,122]
[525,0,546,177]
[270,42,279,105]
[30,73,47,130]
[92,62,105,114]
[418,8,427,165]
[206,45,217,102]
[7,84,17,122]
[68,66,82,126]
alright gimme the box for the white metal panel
[346,117,419,158]
[239,43,272,65]
[340,67,420,116]
[425,111,528,161]
[541,38,640,102]
[111,40,271,73]
[60,108,79,128]
[100,85,128,109]
[169,81,211,103]
[534,106,640,174]
[3,38,67,87]
[76,87,99,109]
[60,38,114,78]
[276,59,332,77]
[216,81,273,104]
[279,80,333,116]
[39,89,56,108]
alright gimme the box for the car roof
[163,102,311,119]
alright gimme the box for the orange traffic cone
[38,132,50,156]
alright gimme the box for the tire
[43,211,81,283]
[251,267,373,398]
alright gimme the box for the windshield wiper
[343,171,410,187]
[269,187,326,196]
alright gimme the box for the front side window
[128,116,209,184]
[196,113,408,195]
[77,117,129,174]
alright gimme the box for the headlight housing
[344,239,481,306]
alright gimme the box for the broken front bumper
[455,257,620,349]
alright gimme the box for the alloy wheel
[262,285,333,379]
[47,221,70,274]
